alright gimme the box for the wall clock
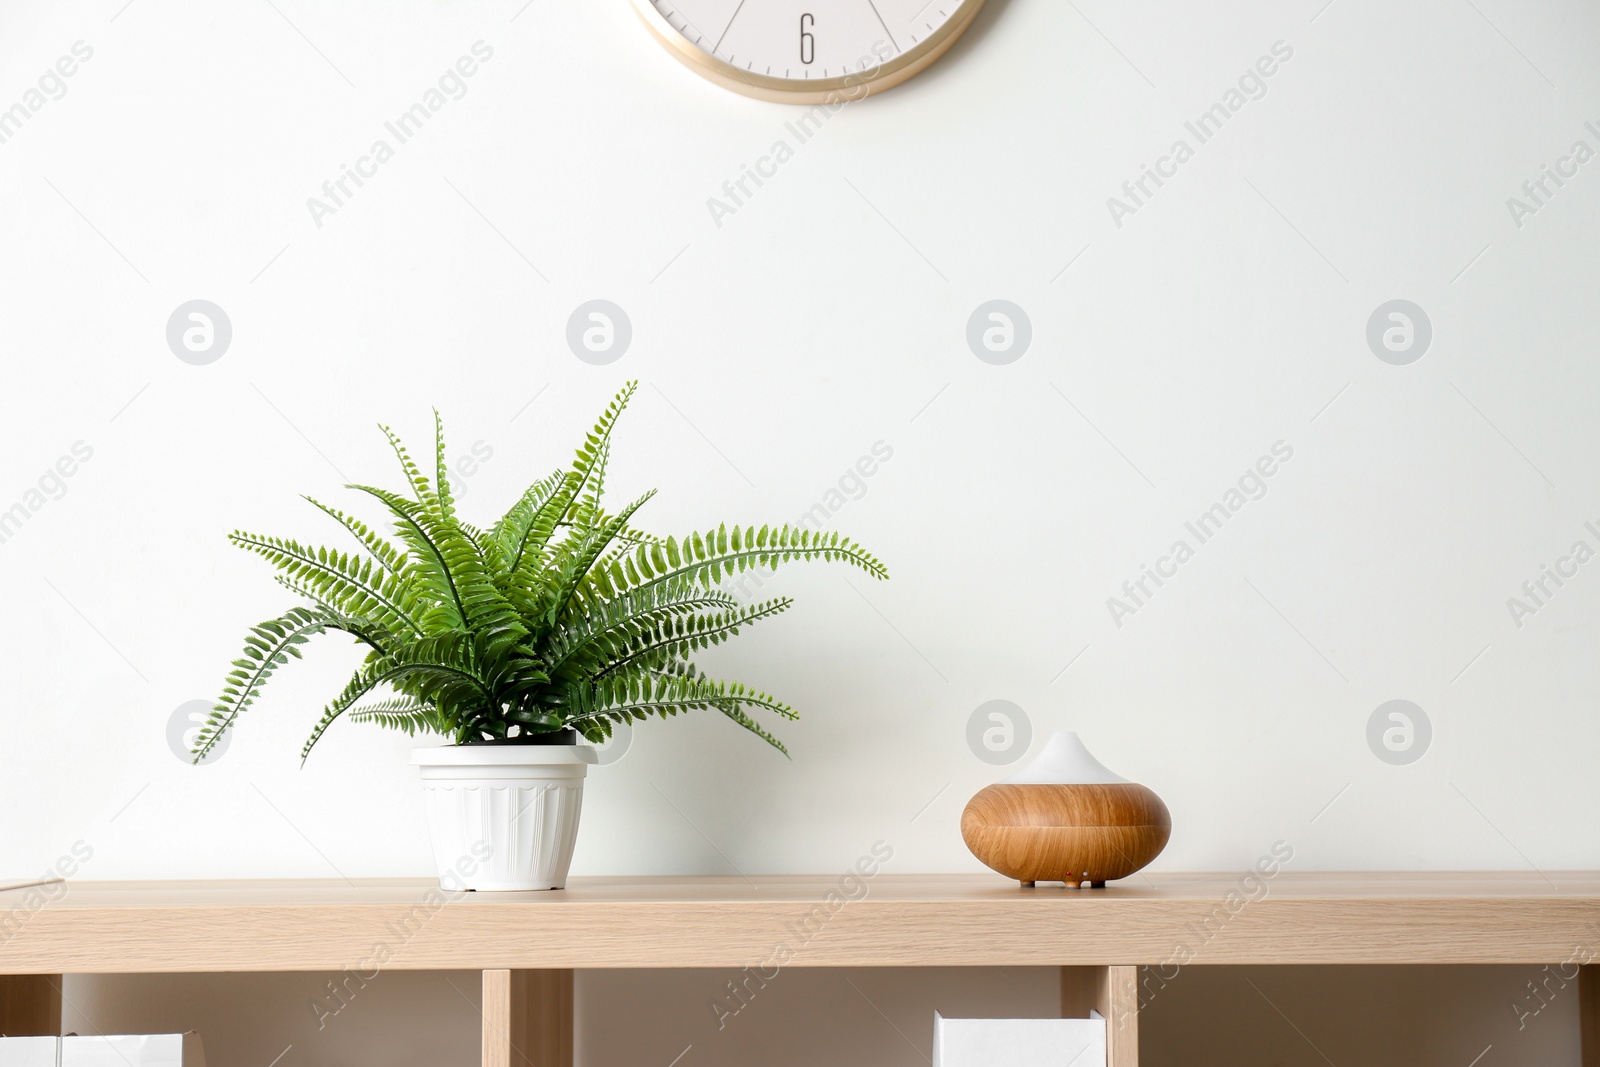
[632,0,987,104]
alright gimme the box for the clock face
[634,0,986,103]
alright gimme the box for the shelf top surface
[7,873,1600,971]
[17,870,1600,905]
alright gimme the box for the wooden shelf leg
[482,969,573,1067]
[1062,966,1138,1067]
[1582,965,1600,1067]
[0,976,62,1037]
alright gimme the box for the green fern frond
[528,490,657,626]
[433,410,457,525]
[501,472,574,584]
[561,381,637,525]
[570,441,610,530]
[564,673,796,756]
[229,531,422,636]
[204,381,884,761]
[487,468,564,574]
[303,496,407,576]
[347,485,480,633]
[195,607,329,762]
[301,637,501,761]
[707,700,790,755]
[270,576,395,651]
[379,422,439,508]
[347,697,445,738]
[544,576,740,678]
[587,524,887,602]
[596,597,793,678]
[300,665,391,763]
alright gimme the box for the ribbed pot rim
[410,745,598,767]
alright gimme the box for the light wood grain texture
[483,970,513,1067]
[1060,965,1106,1019]
[482,969,573,1067]
[1104,965,1139,1067]
[1583,965,1600,1067]
[0,975,60,1036]
[1061,966,1137,1066]
[516,970,573,1067]
[962,784,1171,885]
[6,874,1600,972]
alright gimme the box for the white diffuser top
[1001,731,1130,785]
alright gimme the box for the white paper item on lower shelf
[932,1011,1106,1067]
[0,1037,57,1067]
[0,1034,206,1067]
[64,1034,206,1067]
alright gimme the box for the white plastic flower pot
[411,743,597,891]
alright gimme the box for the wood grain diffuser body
[961,731,1170,887]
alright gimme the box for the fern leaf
[301,638,501,761]
[528,490,656,625]
[433,410,457,525]
[271,576,396,652]
[586,524,886,603]
[500,471,575,586]
[487,468,563,574]
[230,531,422,636]
[300,665,392,763]
[707,699,790,756]
[596,597,793,678]
[543,578,742,685]
[348,484,517,640]
[347,696,445,738]
[195,607,329,762]
[379,421,439,508]
[561,672,796,755]
[561,381,637,524]
[303,495,407,576]
[201,384,885,762]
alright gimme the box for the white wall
[5,0,1600,1061]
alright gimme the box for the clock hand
[864,0,903,52]
[712,0,749,54]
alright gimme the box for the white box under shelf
[932,1011,1106,1066]
[0,1035,205,1067]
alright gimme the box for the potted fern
[194,383,886,889]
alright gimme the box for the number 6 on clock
[632,0,988,103]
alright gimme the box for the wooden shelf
[5,872,1600,972]
[7,872,1600,1066]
